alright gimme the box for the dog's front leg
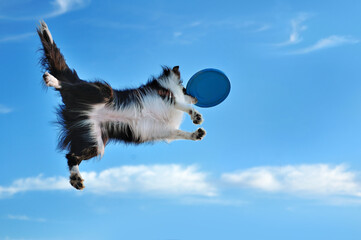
[184,95,198,105]
[166,129,206,141]
[175,102,203,125]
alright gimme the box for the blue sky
[1,0,361,239]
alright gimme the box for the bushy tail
[37,20,80,83]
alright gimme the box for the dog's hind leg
[66,146,98,190]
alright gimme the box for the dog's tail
[37,20,80,83]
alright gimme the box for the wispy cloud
[0,104,12,114]
[45,0,89,18]
[274,13,359,55]
[0,33,34,43]
[170,18,270,45]
[191,19,271,32]
[173,32,183,38]
[0,175,70,198]
[289,35,359,54]
[179,197,247,206]
[1,237,32,240]
[0,0,89,21]
[78,19,148,30]
[222,164,361,198]
[7,214,46,222]
[254,24,271,33]
[276,13,309,46]
[0,164,216,198]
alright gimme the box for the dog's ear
[172,66,180,78]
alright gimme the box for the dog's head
[158,66,197,104]
[173,66,198,104]
[159,66,182,85]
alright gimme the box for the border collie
[37,21,206,190]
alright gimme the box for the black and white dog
[37,21,206,190]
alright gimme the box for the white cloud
[7,214,46,222]
[222,164,361,198]
[3,163,361,204]
[290,35,359,54]
[223,168,281,192]
[83,164,216,196]
[276,13,309,46]
[0,165,216,198]
[0,174,70,198]
[0,104,12,114]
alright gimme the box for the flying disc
[186,68,230,108]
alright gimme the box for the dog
[37,21,206,190]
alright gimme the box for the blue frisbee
[186,68,230,108]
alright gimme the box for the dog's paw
[191,110,203,125]
[70,173,85,190]
[184,92,198,104]
[43,72,61,89]
[191,128,206,140]
[191,96,198,104]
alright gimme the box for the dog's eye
[182,87,186,94]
